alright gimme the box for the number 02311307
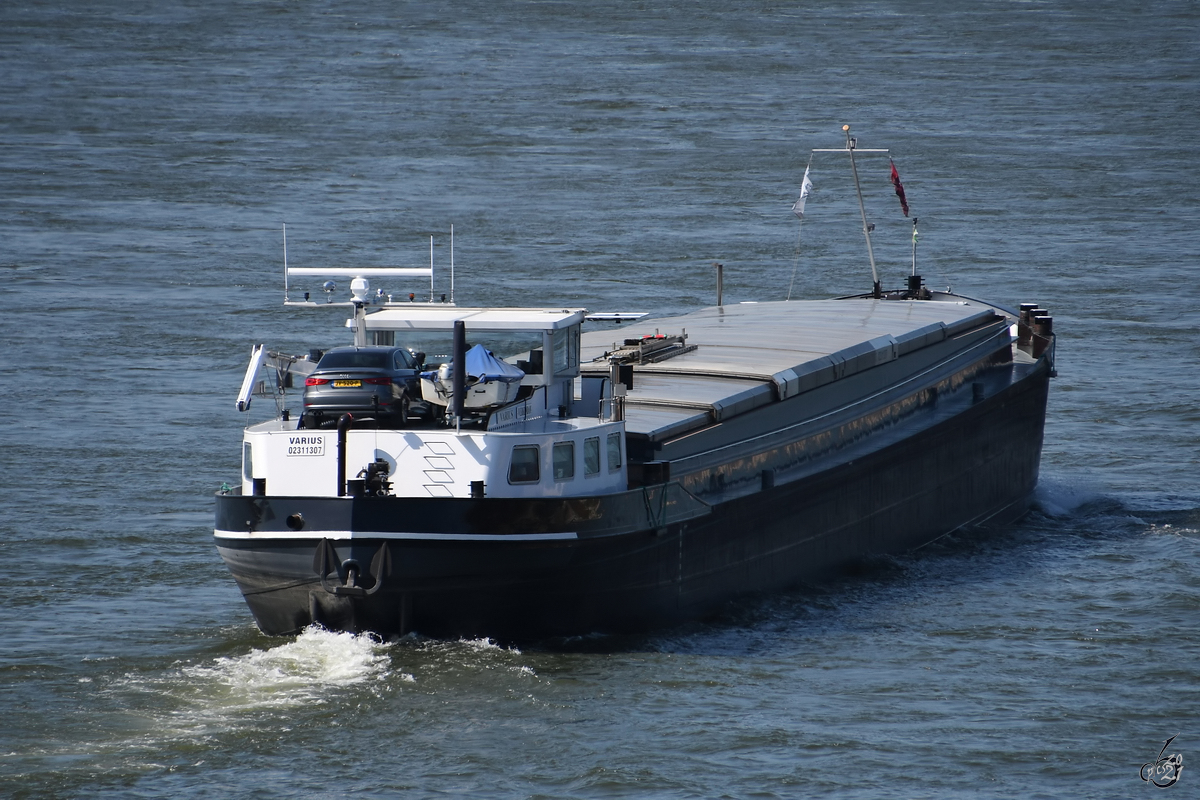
[286,436,325,457]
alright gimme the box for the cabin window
[242,442,253,481]
[508,445,540,484]
[553,441,575,481]
[372,330,395,346]
[607,432,622,471]
[584,437,600,476]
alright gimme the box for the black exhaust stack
[452,319,466,423]
[337,413,353,496]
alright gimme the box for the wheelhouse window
[508,445,540,484]
[551,324,580,376]
[607,432,622,471]
[584,437,600,476]
[553,441,575,481]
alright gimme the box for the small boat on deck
[214,130,1056,640]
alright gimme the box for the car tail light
[305,377,330,386]
[365,377,392,385]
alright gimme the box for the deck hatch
[581,299,1004,442]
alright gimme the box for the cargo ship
[215,130,1055,639]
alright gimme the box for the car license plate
[332,379,362,387]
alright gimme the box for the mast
[812,124,890,298]
[843,125,880,298]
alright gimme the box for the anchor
[312,538,392,597]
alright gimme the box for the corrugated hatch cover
[579,299,999,441]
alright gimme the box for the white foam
[1032,475,1106,518]
[1147,523,1200,539]
[178,626,393,713]
[456,636,519,654]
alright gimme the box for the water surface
[2,1,1198,797]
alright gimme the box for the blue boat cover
[422,344,526,384]
[465,344,525,383]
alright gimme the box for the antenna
[283,224,289,302]
[450,224,455,304]
[281,231,439,307]
[911,217,919,277]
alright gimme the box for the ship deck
[579,297,1007,443]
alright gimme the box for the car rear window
[318,351,392,370]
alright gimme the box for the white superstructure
[240,302,630,499]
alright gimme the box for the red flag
[890,159,909,217]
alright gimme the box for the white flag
[791,166,813,219]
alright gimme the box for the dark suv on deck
[301,346,423,428]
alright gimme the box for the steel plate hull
[215,358,1049,640]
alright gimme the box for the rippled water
[2,1,1198,797]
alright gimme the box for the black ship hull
[215,355,1050,640]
